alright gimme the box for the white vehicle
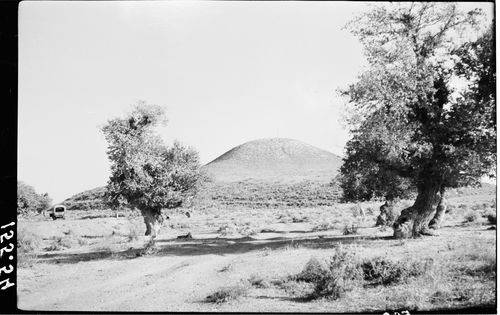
[48,205,66,220]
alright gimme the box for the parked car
[48,205,66,220]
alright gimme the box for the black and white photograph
[16,1,495,313]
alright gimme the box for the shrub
[136,238,159,256]
[292,246,362,300]
[486,213,496,225]
[238,226,257,237]
[463,211,479,223]
[365,207,375,215]
[342,224,359,235]
[292,216,306,223]
[295,257,326,283]
[18,228,42,268]
[217,224,236,236]
[205,282,249,303]
[460,261,496,278]
[248,274,269,288]
[275,279,314,297]
[360,256,433,286]
[17,228,41,253]
[46,236,74,251]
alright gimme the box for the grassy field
[17,186,496,312]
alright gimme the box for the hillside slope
[203,138,342,183]
[62,187,107,210]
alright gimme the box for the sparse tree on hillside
[341,3,495,238]
[102,102,202,237]
[17,181,52,215]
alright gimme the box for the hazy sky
[18,1,493,202]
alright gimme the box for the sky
[18,1,494,203]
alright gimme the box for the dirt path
[19,250,234,311]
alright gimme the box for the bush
[136,238,159,256]
[342,224,359,235]
[238,226,257,237]
[486,213,496,225]
[18,228,42,268]
[295,257,326,283]
[46,236,74,251]
[205,282,249,303]
[18,228,42,253]
[248,274,269,288]
[217,224,236,236]
[360,256,433,286]
[464,211,479,223]
[292,247,362,300]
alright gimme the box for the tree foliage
[17,181,52,215]
[102,102,202,235]
[339,3,495,237]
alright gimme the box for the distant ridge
[202,138,342,183]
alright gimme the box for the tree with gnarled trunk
[101,102,202,238]
[341,3,495,238]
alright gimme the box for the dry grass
[46,235,75,251]
[205,281,250,304]
[18,227,42,268]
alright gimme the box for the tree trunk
[393,179,441,238]
[140,208,164,238]
[429,187,447,230]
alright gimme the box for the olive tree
[102,102,202,237]
[341,3,495,238]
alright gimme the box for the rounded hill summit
[203,138,342,183]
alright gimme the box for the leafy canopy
[340,3,495,201]
[102,102,202,212]
[17,181,52,215]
